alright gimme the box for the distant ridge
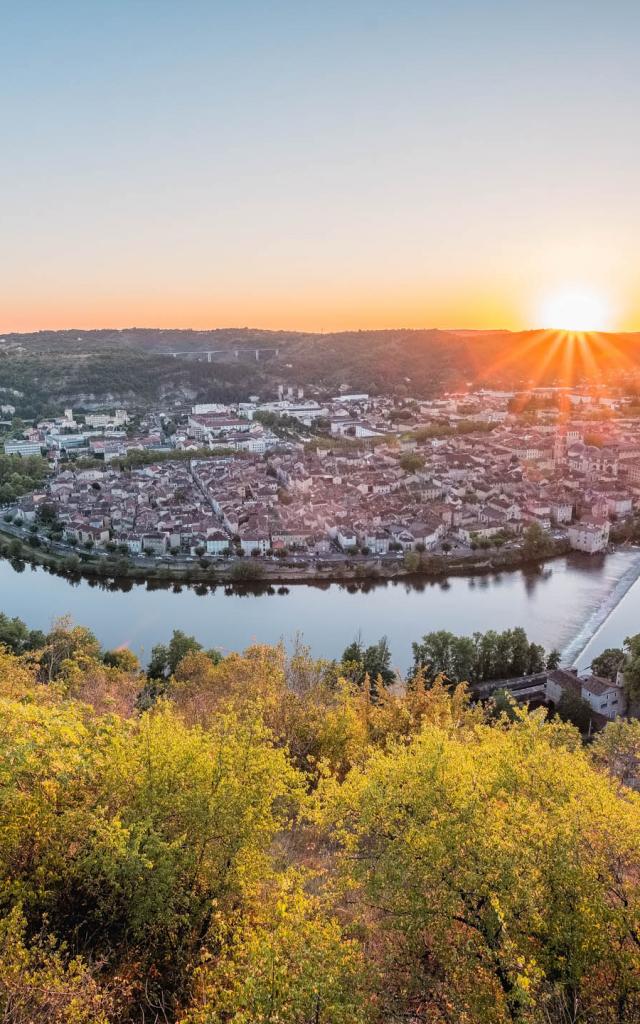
[1,326,639,416]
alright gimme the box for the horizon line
[2,324,639,337]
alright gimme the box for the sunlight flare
[537,288,612,332]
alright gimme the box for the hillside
[2,327,640,416]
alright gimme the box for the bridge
[169,347,280,363]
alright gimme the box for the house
[271,529,313,548]
[14,501,37,523]
[364,530,390,555]
[546,668,626,721]
[142,533,168,554]
[239,532,270,555]
[336,527,358,550]
[206,531,229,556]
[549,498,573,524]
[78,524,110,545]
[406,519,445,550]
[387,526,416,551]
[568,517,610,553]
[606,493,633,518]
[581,674,626,719]
[457,520,505,544]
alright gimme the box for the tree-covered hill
[3,326,640,415]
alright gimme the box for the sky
[1,0,639,333]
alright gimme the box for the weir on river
[564,552,640,668]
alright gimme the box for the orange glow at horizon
[0,263,635,335]
[477,327,639,418]
[1,286,636,336]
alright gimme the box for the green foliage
[488,687,519,721]
[0,906,113,1023]
[38,615,102,683]
[0,612,45,654]
[591,646,625,681]
[0,453,48,503]
[622,633,640,702]
[0,696,301,1014]
[253,409,310,436]
[230,559,266,581]
[35,501,59,528]
[556,689,594,733]
[592,718,640,786]
[402,548,421,572]
[340,635,394,691]
[181,874,371,1024]
[522,521,553,560]
[411,627,545,684]
[399,451,424,473]
[409,420,495,442]
[103,647,140,672]
[148,629,204,680]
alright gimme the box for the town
[3,383,639,569]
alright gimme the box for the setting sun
[538,288,612,332]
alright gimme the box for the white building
[568,518,610,554]
[546,668,626,721]
[206,532,230,556]
[239,533,270,555]
[336,527,358,550]
[4,440,42,456]
[581,675,626,719]
[191,403,228,415]
[84,409,129,429]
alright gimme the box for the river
[2,549,640,672]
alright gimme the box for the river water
[2,549,640,672]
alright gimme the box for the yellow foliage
[179,872,372,1024]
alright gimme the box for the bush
[230,559,265,581]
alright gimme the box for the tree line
[339,626,560,690]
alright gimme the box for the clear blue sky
[2,1,639,331]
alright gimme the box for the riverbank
[0,525,572,588]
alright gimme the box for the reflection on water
[0,551,639,671]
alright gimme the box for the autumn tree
[103,646,140,672]
[592,717,640,787]
[180,874,372,1024]
[38,615,101,683]
[319,707,640,1023]
[0,695,302,1018]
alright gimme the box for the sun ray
[476,329,556,384]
